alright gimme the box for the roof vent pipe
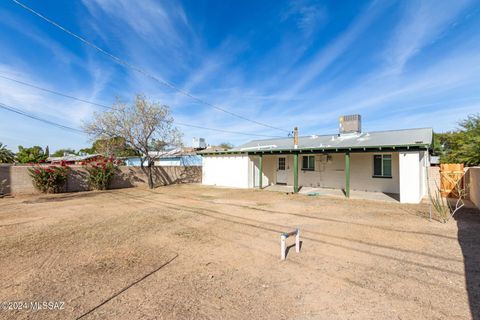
[294,127,298,149]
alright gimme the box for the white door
[276,157,287,184]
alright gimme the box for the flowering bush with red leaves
[28,162,69,193]
[85,156,118,190]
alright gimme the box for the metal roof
[48,154,101,162]
[148,148,198,158]
[201,128,433,154]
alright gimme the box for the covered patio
[263,184,400,202]
[252,150,404,199]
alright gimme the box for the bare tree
[83,95,182,189]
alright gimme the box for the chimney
[293,127,298,149]
[339,114,361,135]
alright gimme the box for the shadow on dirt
[455,206,480,320]
[22,191,107,204]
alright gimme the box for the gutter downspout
[293,127,299,193]
[425,146,432,222]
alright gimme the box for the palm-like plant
[0,143,14,163]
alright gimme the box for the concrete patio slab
[264,185,400,202]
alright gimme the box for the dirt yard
[0,184,479,320]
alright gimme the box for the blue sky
[0,0,479,153]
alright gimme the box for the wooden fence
[440,163,464,198]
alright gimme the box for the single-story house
[48,153,103,165]
[121,156,147,166]
[121,149,202,167]
[200,115,433,204]
[149,148,202,166]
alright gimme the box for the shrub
[429,180,467,223]
[28,163,69,193]
[85,157,118,190]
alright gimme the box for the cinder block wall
[468,167,480,210]
[0,165,201,195]
[427,166,441,197]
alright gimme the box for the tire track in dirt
[113,190,464,276]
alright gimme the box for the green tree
[218,142,233,150]
[78,146,96,155]
[438,114,480,166]
[92,137,139,157]
[78,138,140,157]
[51,148,76,157]
[0,143,14,163]
[15,146,48,164]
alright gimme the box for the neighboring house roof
[430,156,440,165]
[204,146,230,152]
[48,154,101,162]
[148,147,198,159]
[200,128,433,155]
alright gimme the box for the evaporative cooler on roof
[339,114,362,134]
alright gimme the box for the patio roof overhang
[199,144,430,156]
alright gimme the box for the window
[373,154,392,178]
[278,157,286,170]
[302,156,315,171]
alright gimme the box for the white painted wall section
[250,155,270,188]
[202,155,250,188]
[419,151,428,198]
[399,152,422,203]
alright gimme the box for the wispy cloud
[81,0,194,68]
[280,1,388,99]
[384,0,473,74]
[0,8,82,68]
[1,0,480,150]
[281,1,328,37]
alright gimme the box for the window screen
[382,155,392,177]
[302,156,315,171]
[373,154,392,178]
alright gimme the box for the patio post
[345,152,350,198]
[293,153,299,193]
[258,154,263,189]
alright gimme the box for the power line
[11,0,290,133]
[174,122,282,138]
[0,73,282,138]
[0,101,282,139]
[0,99,281,138]
[0,102,83,134]
[0,73,110,109]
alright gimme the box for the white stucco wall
[265,153,399,193]
[399,151,424,203]
[203,151,427,203]
[202,155,250,188]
